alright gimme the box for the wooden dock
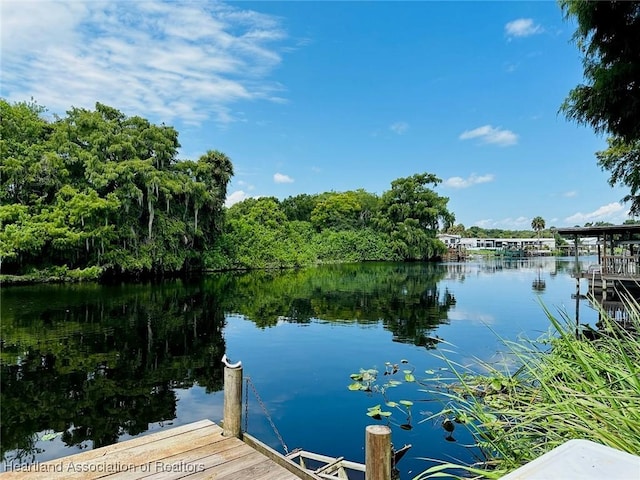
[1,360,391,480]
[0,420,318,480]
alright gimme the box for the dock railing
[602,255,640,276]
[222,357,392,480]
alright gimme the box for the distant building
[437,234,555,251]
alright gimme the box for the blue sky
[1,1,632,229]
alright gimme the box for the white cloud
[474,216,530,229]
[274,172,294,184]
[505,18,543,38]
[237,180,255,191]
[565,202,626,224]
[225,190,250,207]
[459,125,518,147]
[0,1,288,125]
[563,190,578,198]
[390,121,409,135]
[444,174,495,189]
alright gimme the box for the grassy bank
[418,298,640,479]
[0,266,103,285]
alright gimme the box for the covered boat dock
[556,224,640,296]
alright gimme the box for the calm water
[0,257,599,479]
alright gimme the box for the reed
[416,296,640,479]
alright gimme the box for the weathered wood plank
[0,420,222,480]
[243,433,324,480]
[104,437,242,480]
[0,420,309,480]
[217,458,301,480]
[145,438,256,480]
[185,450,269,479]
[1,422,224,480]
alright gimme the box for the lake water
[0,257,600,479]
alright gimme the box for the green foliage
[1,98,459,277]
[222,198,316,269]
[280,193,321,222]
[311,191,363,231]
[358,299,640,479]
[560,1,640,217]
[531,216,545,233]
[596,138,640,215]
[373,173,454,261]
[559,0,640,142]
[313,229,398,263]
[0,99,233,277]
[219,174,450,269]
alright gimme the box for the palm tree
[531,216,546,252]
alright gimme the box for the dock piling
[222,356,243,438]
[365,424,391,480]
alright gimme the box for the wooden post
[365,425,391,480]
[223,363,243,438]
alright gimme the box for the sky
[1,0,633,229]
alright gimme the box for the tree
[559,0,640,142]
[596,138,640,215]
[445,224,466,236]
[376,173,454,261]
[0,100,234,276]
[280,194,320,222]
[531,216,545,250]
[560,1,640,215]
[310,191,362,231]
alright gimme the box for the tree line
[1,100,456,278]
[1,100,232,278]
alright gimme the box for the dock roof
[555,224,640,237]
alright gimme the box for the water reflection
[1,282,226,464]
[220,262,456,347]
[0,259,596,475]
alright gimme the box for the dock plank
[0,420,307,480]
[106,437,242,480]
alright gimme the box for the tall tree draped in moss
[376,173,454,261]
[560,1,640,214]
[0,100,233,275]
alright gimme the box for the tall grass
[416,296,640,479]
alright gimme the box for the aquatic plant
[350,296,640,479]
[416,297,640,479]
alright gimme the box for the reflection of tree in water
[1,281,227,463]
[221,262,455,348]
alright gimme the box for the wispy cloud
[237,180,255,191]
[563,190,578,198]
[390,121,409,135]
[1,1,289,125]
[459,125,518,147]
[505,18,543,38]
[225,190,250,207]
[565,202,626,224]
[475,216,530,229]
[444,174,495,189]
[274,173,294,184]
